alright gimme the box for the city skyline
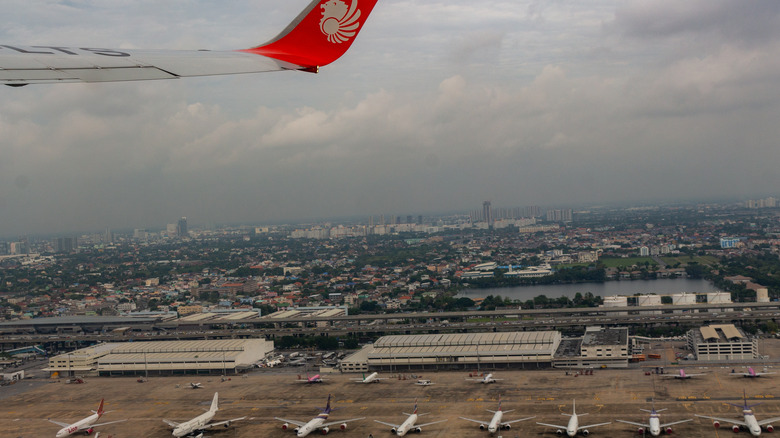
[2,1,780,236]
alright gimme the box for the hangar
[46,338,274,377]
[341,331,561,372]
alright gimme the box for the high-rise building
[177,217,188,237]
[54,237,77,253]
[482,201,493,225]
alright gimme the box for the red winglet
[241,0,378,70]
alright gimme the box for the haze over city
[2,0,780,236]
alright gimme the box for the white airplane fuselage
[296,416,327,437]
[488,411,503,434]
[648,415,661,436]
[173,410,216,437]
[56,413,100,438]
[395,413,418,436]
[363,372,379,383]
[566,413,579,437]
[743,410,762,436]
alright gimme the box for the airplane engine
[479,424,487,430]
[224,421,231,428]
[713,421,720,429]
[637,427,645,434]
[281,423,289,430]
[390,428,397,434]
[84,428,95,435]
[413,427,422,433]
[666,427,673,434]
[582,429,590,436]
[503,424,512,430]
[732,425,740,433]
[766,425,775,432]
[555,430,563,435]
[340,423,347,430]
[321,426,330,435]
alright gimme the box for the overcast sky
[2,0,780,237]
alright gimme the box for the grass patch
[660,256,718,267]
[599,257,658,268]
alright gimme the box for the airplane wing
[615,419,648,428]
[459,417,488,425]
[162,419,181,428]
[0,0,378,86]
[416,419,448,428]
[374,420,401,428]
[502,416,535,425]
[47,420,71,427]
[579,421,611,430]
[659,419,693,428]
[274,417,308,428]
[536,421,568,429]
[757,416,780,426]
[90,419,128,428]
[203,416,246,429]
[320,417,365,428]
[695,414,747,427]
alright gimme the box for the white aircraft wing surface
[89,419,128,428]
[536,421,568,429]
[374,420,401,428]
[204,416,247,429]
[660,419,693,428]
[503,416,535,425]
[579,421,611,429]
[0,0,378,86]
[615,419,646,428]
[758,416,780,426]
[274,417,308,428]
[320,417,365,428]
[416,419,448,428]
[162,419,181,428]
[695,414,747,427]
[459,417,489,424]
[47,420,71,427]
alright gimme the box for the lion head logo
[320,0,362,44]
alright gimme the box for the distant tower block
[757,288,770,303]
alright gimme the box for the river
[455,278,720,302]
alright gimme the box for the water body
[456,278,720,302]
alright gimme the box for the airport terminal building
[46,338,274,377]
[340,331,561,372]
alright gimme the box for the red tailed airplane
[0,0,378,86]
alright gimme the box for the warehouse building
[46,338,273,377]
[340,331,561,372]
[553,326,630,369]
[687,324,757,361]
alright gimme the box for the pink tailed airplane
[48,399,126,438]
[732,367,777,378]
[0,0,378,86]
[297,373,325,383]
[661,369,706,379]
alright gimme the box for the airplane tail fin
[96,399,105,417]
[413,398,418,415]
[325,394,333,413]
[498,394,502,411]
[243,0,379,71]
[210,392,219,412]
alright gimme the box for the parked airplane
[374,398,447,436]
[459,395,534,434]
[297,373,325,383]
[0,0,378,86]
[661,369,706,379]
[732,367,776,378]
[48,399,126,438]
[696,390,780,436]
[615,402,692,436]
[415,380,434,386]
[275,394,364,437]
[351,372,386,384]
[536,400,611,437]
[163,392,246,438]
[467,373,502,384]
[190,382,203,389]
